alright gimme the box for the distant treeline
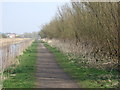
[20,32,39,38]
[0,32,39,38]
[40,2,118,69]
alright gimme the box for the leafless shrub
[40,2,118,70]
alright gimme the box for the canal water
[0,40,33,72]
[0,43,20,71]
[0,39,33,89]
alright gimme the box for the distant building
[7,33,17,38]
[0,33,19,38]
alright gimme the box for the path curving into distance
[35,43,79,88]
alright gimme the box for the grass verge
[44,42,119,88]
[3,41,38,88]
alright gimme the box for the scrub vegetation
[44,42,119,88]
[39,2,119,88]
[40,2,119,72]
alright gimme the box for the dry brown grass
[0,38,31,47]
[42,38,118,70]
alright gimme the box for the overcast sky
[0,1,69,34]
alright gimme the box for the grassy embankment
[3,41,38,88]
[43,42,119,88]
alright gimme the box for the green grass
[3,41,38,88]
[44,42,119,88]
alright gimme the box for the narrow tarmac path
[35,43,79,88]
